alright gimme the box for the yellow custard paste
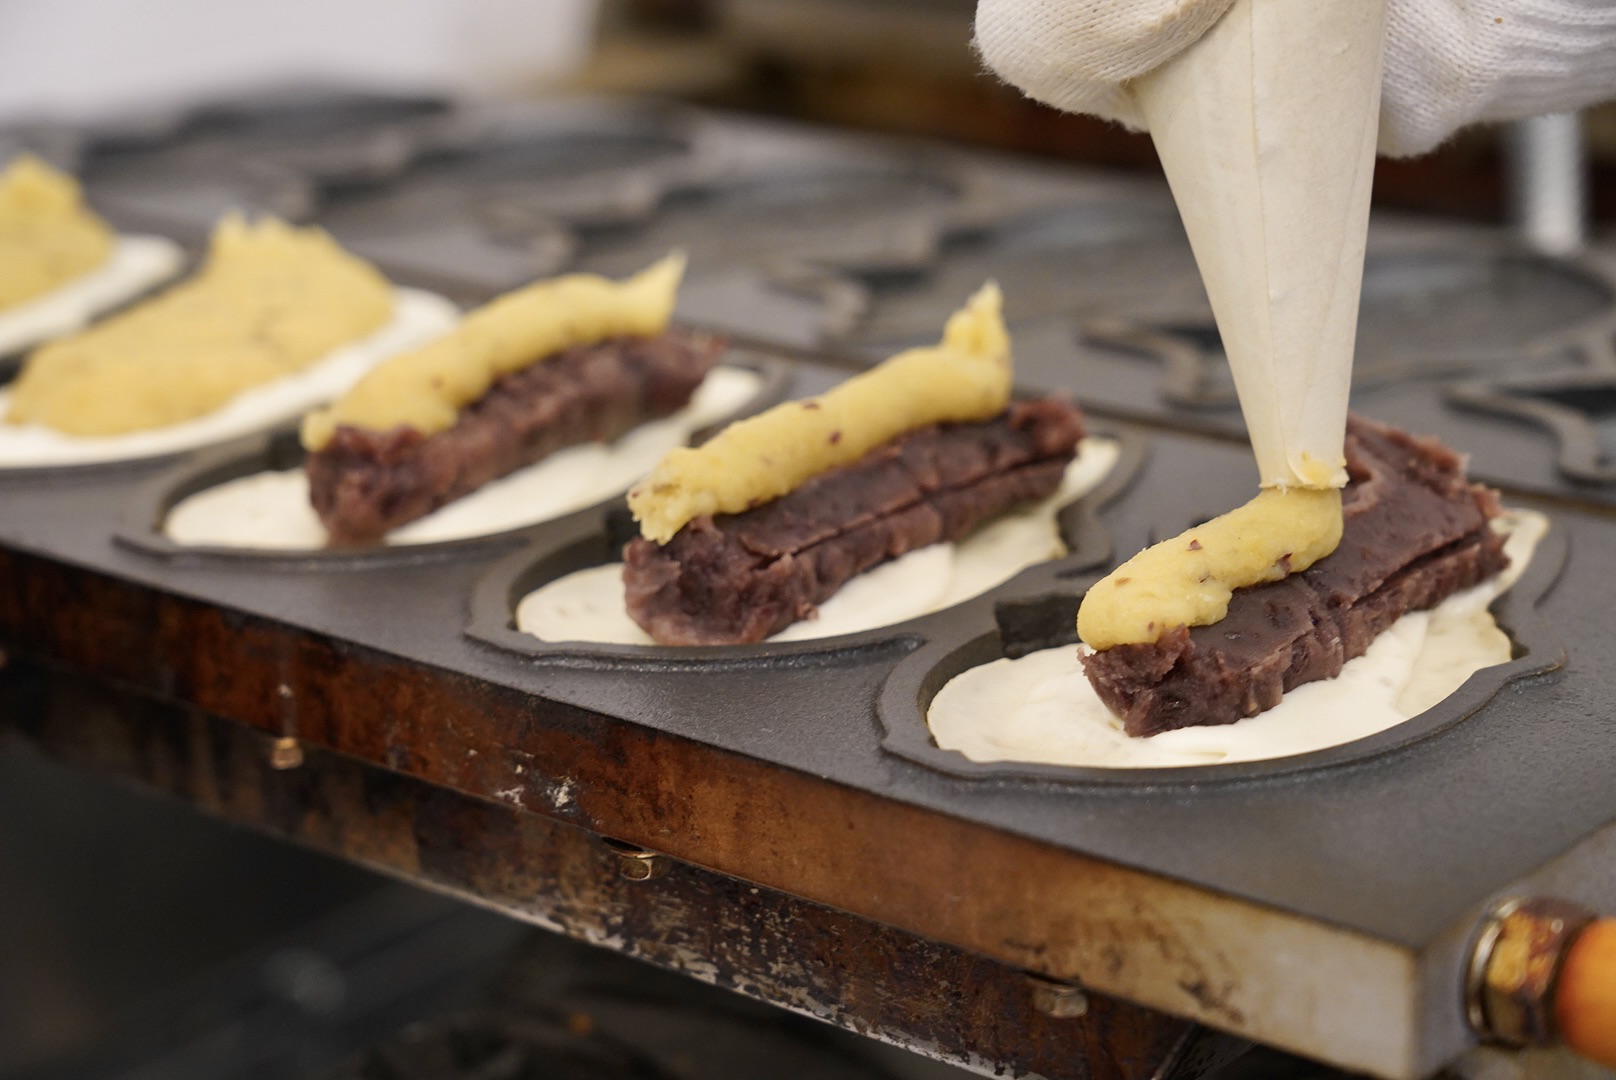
[0,155,114,312]
[6,216,392,436]
[630,281,1012,544]
[1078,487,1343,649]
[302,254,686,450]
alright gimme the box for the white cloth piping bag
[1130,0,1388,490]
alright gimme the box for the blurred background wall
[579,0,1616,226]
[0,0,602,118]
[1,0,1612,225]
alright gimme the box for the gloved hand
[975,0,1616,157]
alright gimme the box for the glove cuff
[975,0,1234,124]
[1381,0,1616,157]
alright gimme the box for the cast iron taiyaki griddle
[1,403,1610,1079]
[1447,366,1616,485]
[316,102,714,300]
[820,217,1616,506]
[69,88,464,239]
[7,94,1616,1079]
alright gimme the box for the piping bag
[1075,0,1388,648]
[1130,0,1388,490]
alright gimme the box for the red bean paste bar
[623,397,1086,645]
[1081,414,1509,738]
[307,330,725,545]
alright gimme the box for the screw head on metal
[270,736,304,771]
[1028,975,1089,1019]
[602,838,669,881]
[1467,896,1597,1047]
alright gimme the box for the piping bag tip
[1130,0,1387,491]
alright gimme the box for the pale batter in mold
[0,288,456,468]
[0,235,185,359]
[164,366,765,548]
[927,510,1546,769]
[516,436,1121,645]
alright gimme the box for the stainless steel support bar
[1507,113,1587,256]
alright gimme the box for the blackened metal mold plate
[463,427,1147,668]
[1041,243,1616,507]
[78,89,466,239]
[84,87,457,160]
[312,101,1088,309]
[166,87,465,186]
[95,153,319,238]
[319,104,719,299]
[576,158,964,273]
[580,163,1160,350]
[1448,367,1616,486]
[0,122,87,171]
[1078,246,1616,410]
[113,352,793,569]
[823,197,1204,355]
[875,524,1570,788]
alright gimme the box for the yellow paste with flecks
[630,281,1012,544]
[5,216,392,436]
[1077,487,1344,649]
[302,254,687,450]
[0,155,114,312]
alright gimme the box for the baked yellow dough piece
[1077,487,1343,649]
[5,216,392,436]
[0,155,114,312]
[302,254,686,450]
[630,281,1012,544]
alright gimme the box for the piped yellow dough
[5,216,392,436]
[302,254,686,450]
[1077,487,1344,649]
[0,155,114,312]
[630,281,1012,544]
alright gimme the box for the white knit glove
[975,0,1616,157]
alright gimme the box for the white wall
[0,0,600,120]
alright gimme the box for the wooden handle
[1556,918,1616,1066]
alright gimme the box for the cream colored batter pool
[516,436,1121,645]
[163,366,766,548]
[928,510,1547,769]
[0,288,455,468]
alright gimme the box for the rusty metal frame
[0,659,1251,1080]
[0,539,1422,1074]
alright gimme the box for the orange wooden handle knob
[1557,918,1616,1067]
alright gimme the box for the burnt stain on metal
[3,668,1208,1080]
[1125,902,1246,1027]
[0,544,1328,1056]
